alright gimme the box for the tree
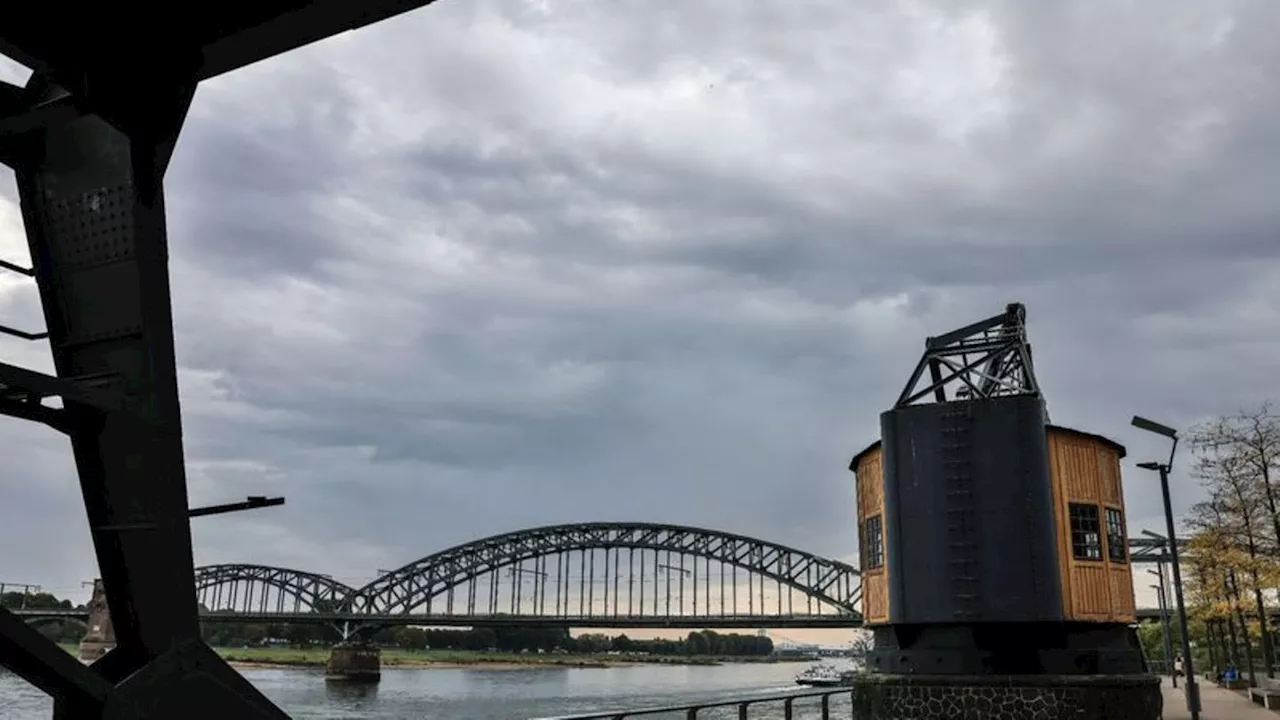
[849,629,873,659]
[1187,495,1259,683]
[1192,403,1280,554]
[686,631,710,655]
[1188,404,1280,681]
[1191,454,1276,678]
[574,633,612,653]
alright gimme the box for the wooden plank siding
[855,446,889,625]
[1047,428,1136,623]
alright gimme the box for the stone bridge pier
[77,579,115,662]
[325,623,381,683]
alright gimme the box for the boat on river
[794,663,854,687]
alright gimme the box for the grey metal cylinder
[880,394,1064,625]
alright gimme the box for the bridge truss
[9,534,1198,633]
[180,533,1185,628]
[193,523,863,629]
[195,565,355,615]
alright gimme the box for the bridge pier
[326,641,381,683]
[325,626,381,683]
[76,579,114,663]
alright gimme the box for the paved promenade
[1161,677,1278,719]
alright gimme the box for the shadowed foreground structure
[0,4,448,718]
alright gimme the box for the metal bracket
[0,362,130,433]
[0,323,49,340]
[90,497,286,533]
[0,93,83,139]
[189,496,285,518]
[0,362,124,412]
[0,394,68,431]
[0,258,34,276]
[0,86,86,168]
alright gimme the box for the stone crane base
[849,673,1162,720]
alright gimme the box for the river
[0,661,854,719]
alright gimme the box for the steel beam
[189,495,286,518]
[0,75,285,716]
[0,4,464,718]
[0,607,111,708]
[0,3,442,87]
[11,85,199,663]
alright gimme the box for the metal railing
[530,687,851,720]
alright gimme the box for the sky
[1,0,1278,644]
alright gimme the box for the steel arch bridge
[193,523,863,629]
[194,565,355,615]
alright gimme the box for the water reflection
[324,680,379,705]
[0,660,834,720]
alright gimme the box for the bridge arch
[23,615,87,632]
[345,522,861,621]
[195,564,356,614]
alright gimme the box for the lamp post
[1145,534,1178,685]
[1142,530,1177,628]
[1132,415,1199,719]
[1150,568,1175,680]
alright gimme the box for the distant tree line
[1,590,84,644]
[201,621,337,648]
[200,621,771,656]
[386,627,770,655]
[7,592,772,657]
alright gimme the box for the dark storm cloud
[1,0,1279,612]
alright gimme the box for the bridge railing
[530,687,851,720]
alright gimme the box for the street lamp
[1143,531,1176,619]
[1144,535,1178,685]
[1132,415,1200,719]
[1149,568,1175,682]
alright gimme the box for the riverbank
[54,642,815,671]
[214,646,812,670]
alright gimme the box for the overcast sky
[1,0,1277,633]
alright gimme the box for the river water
[0,661,853,719]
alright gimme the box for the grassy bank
[213,646,810,670]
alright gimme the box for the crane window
[1105,507,1127,563]
[862,515,884,570]
[1069,503,1102,561]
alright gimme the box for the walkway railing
[530,687,852,720]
